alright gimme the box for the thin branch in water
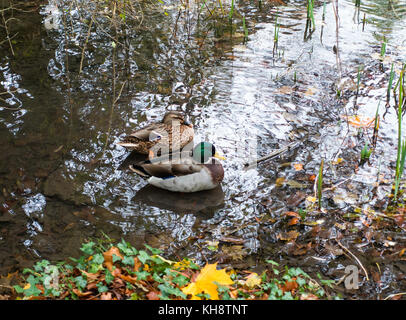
[1,9,15,55]
[335,239,369,281]
[332,0,342,80]
[79,18,94,74]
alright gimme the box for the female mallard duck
[116,111,194,155]
[129,142,225,193]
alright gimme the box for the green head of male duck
[129,141,226,193]
[192,142,226,164]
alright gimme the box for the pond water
[0,0,405,299]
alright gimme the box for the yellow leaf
[173,259,192,270]
[181,263,234,300]
[332,158,344,165]
[245,273,262,288]
[306,196,317,203]
[275,177,286,187]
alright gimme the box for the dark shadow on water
[132,184,225,217]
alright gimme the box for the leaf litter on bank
[8,238,339,300]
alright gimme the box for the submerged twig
[1,10,16,56]
[243,141,300,168]
[384,292,406,300]
[335,239,369,281]
[332,0,342,80]
[79,18,94,74]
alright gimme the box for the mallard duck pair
[117,111,225,193]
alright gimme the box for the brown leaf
[101,292,112,300]
[146,291,160,300]
[80,270,100,281]
[281,279,298,293]
[277,230,299,241]
[86,282,97,291]
[276,86,293,95]
[292,242,312,256]
[72,288,93,298]
[118,274,138,285]
[286,191,306,207]
[103,246,124,271]
[133,257,142,272]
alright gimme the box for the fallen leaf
[281,279,298,292]
[244,273,262,288]
[103,246,124,271]
[342,115,375,128]
[306,196,317,203]
[146,291,160,300]
[276,86,293,94]
[304,87,318,96]
[285,211,300,218]
[300,293,319,300]
[293,163,304,171]
[286,191,306,207]
[72,289,93,298]
[292,242,312,256]
[275,177,286,187]
[277,230,299,241]
[288,217,300,226]
[181,263,233,300]
[133,257,142,272]
[100,292,112,300]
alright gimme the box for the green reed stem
[229,0,234,21]
[243,15,248,41]
[394,67,405,201]
[317,159,324,209]
[387,63,394,103]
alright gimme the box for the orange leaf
[103,246,124,271]
[72,289,93,298]
[133,257,142,272]
[343,115,375,128]
[118,274,138,284]
[293,163,304,171]
[146,291,160,300]
[288,217,300,226]
[282,279,298,293]
[285,211,300,218]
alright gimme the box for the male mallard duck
[116,111,194,155]
[129,142,225,193]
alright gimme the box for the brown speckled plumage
[117,111,194,155]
